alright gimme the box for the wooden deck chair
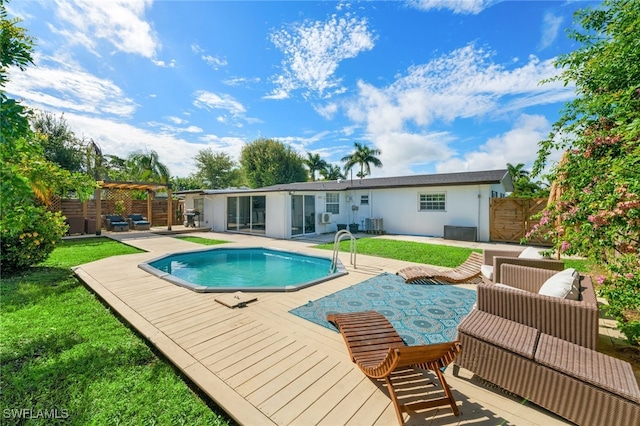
[396,251,483,284]
[327,311,462,425]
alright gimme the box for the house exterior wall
[181,180,507,242]
[337,185,489,240]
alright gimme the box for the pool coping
[138,246,348,293]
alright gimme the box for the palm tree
[341,142,382,179]
[126,149,171,183]
[506,163,529,181]
[303,152,328,181]
[320,164,345,181]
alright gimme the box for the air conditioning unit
[318,212,332,224]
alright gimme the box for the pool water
[140,247,346,292]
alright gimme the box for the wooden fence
[489,197,551,245]
[54,198,181,230]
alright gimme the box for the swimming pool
[139,247,347,292]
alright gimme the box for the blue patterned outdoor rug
[290,272,476,345]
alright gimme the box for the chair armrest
[476,270,599,349]
[493,257,564,283]
[483,249,522,265]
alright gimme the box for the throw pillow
[538,268,580,300]
[518,246,544,259]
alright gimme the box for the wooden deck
[74,232,570,425]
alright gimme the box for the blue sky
[6,0,596,179]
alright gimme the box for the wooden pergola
[95,180,173,234]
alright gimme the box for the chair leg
[385,376,405,425]
[434,368,460,416]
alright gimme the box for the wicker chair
[455,264,640,425]
[481,247,564,283]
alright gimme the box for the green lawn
[316,237,590,272]
[173,236,229,246]
[317,238,481,268]
[0,237,234,426]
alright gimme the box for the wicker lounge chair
[327,311,462,425]
[396,251,483,284]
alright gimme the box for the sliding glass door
[291,195,315,236]
[227,196,266,234]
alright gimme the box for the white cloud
[167,116,186,125]
[223,76,261,87]
[191,43,228,70]
[4,55,137,117]
[52,0,159,59]
[198,134,248,161]
[152,59,176,68]
[269,14,375,99]
[61,113,201,177]
[540,12,563,50]
[374,131,457,177]
[341,44,573,176]
[435,114,554,173]
[202,55,228,70]
[407,0,499,14]
[193,90,246,115]
[314,102,339,119]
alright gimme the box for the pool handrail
[332,230,356,272]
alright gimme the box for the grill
[184,209,200,227]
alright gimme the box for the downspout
[477,185,482,241]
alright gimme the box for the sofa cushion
[538,268,580,300]
[535,333,640,403]
[458,310,539,359]
[518,246,544,259]
[129,214,144,221]
[106,215,126,223]
[480,264,494,280]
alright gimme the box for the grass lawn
[316,237,590,272]
[173,236,229,246]
[317,238,481,268]
[0,237,234,426]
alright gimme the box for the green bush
[0,205,67,274]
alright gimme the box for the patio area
[72,231,624,425]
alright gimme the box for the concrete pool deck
[73,230,621,425]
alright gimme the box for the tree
[303,152,328,181]
[31,111,84,173]
[320,163,345,181]
[171,175,203,191]
[194,148,240,189]
[1,1,94,274]
[239,138,308,188]
[528,0,640,344]
[341,142,382,179]
[81,136,105,180]
[507,163,528,181]
[126,149,171,183]
[506,163,548,198]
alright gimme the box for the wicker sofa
[455,264,640,425]
[482,247,565,283]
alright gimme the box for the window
[360,195,369,205]
[419,193,446,211]
[325,193,340,214]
